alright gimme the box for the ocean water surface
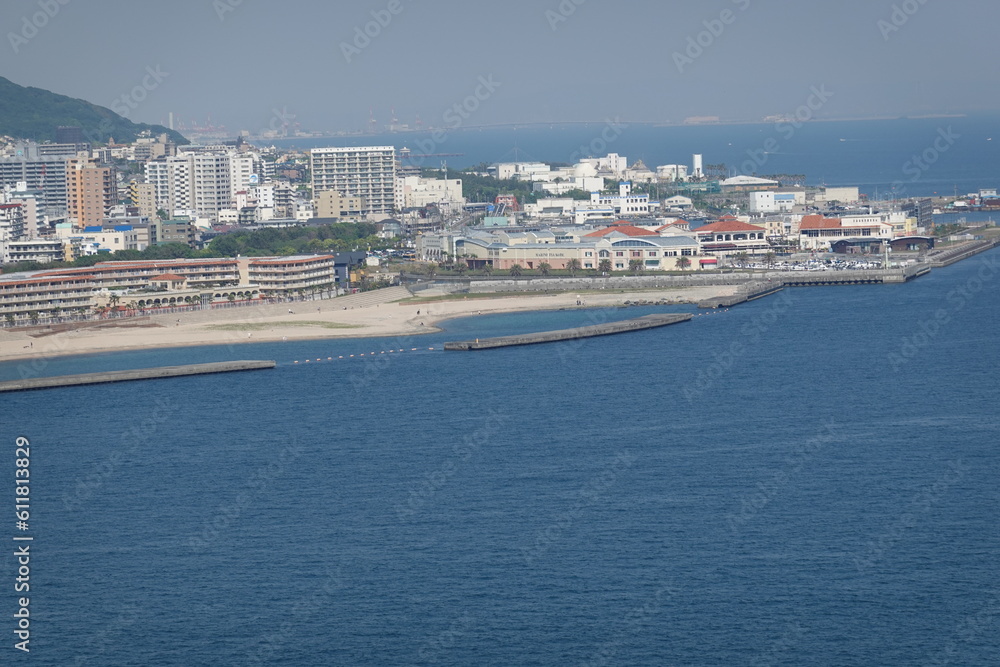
[2,249,1000,665]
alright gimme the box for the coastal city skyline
[3,2,1000,664]
[2,0,999,134]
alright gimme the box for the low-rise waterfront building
[694,217,771,256]
[0,273,96,323]
[798,214,895,251]
[247,255,337,295]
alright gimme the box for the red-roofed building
[149,273,189,290]
[0,274,96,323]
[656,219,692,235]
[694,217,770,255]
[584,221,658,238]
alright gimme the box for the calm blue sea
[276,115,1000,199]
[2,248,1000,665]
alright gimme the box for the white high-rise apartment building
[145,156,193,217]
[191,154,232,218]
[146,153,261,220]
[310,146,397,216]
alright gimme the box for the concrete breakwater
[698,280,783,309]
[0,360,276,393]
[928,239,1000,268]
[697,266,931,308]
[445,313,692,351]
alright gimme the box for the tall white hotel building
[310,146,397,217]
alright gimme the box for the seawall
[445,313,692,351]
[928,239,1000,268]
[0,360,276,393]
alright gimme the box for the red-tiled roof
[799,215,843,230]
[584,223,657,238]
[695,219,766,234]
[0,275,95,288]
[656,219,690,232]
[249,255,335,266]
[37,259,240,278]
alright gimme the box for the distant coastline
[270,113,981,142]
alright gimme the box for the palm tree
[538,262,551,276]
[763,251,777,269]
[509,264,523,277]
[598,259,612,274]
[676,256,692,271]
[628,259,644,274]
[734,251,750,268]
[566,259,581,277]
[482,263,494,277]
[109,293,120,310]
[4,313,14,327]
[454,261,468,276]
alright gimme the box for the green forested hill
[0,75,187,145]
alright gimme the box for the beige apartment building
[313,190,365,219]
[66,159,117,228]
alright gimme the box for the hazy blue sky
[2,0,997,134]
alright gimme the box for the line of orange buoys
[291,348,437,364]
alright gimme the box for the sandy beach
[0,285,737,363]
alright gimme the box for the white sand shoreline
[0,286,737,364]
